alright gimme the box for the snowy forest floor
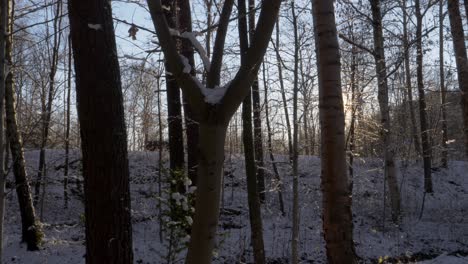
[2,149,468,263]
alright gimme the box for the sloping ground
[2,150,467,263]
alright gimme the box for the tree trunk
[178,0,199,185]
[239,1,265,262]
[35,0,63,203]
[186,123,227,264]
[312,0,357,262]
[64,34,72,208]
[291,1,300,263]
[370,0,401,223]
[4,2,42,248]
[402,0,422,156]
[415,0,433,193]
[163,0,185,183]
[0,0,8,257]
[447,0,468,158]
[248,0,266,203]
[440,0,448,168]
[275,18,293,162]
[262,62,285,215]
[68,0,134,262]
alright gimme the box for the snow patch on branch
[199,82,230,105]
[180,31,211,72]
[180,55,192,74]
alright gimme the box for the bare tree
[146,0,281,262]
[312,0,357,262]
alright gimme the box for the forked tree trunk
[370,0,401,223]
[68,0,134,262]
[447,0,468,158]
[415,0,433,193]
[186,123,227,264]
[4,6,42,248]
[312,0,357,262]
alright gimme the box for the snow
[200,85,229,105]
[179,55,191,74]
[2,150,468,263]
[87,24,102,31]
[180,31,211,72]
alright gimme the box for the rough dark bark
[177,0,199,185]
[4,4,42,248]
[312,0,357,262]
[447,0,468,158]
[415,0,433,193]
[68,0,134,263]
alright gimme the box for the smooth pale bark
[440,0,448,168]
[238,1,265,262]
[447,0,468,158]
[415,0,433,193]
[312,0,357,262]
[4,3,42,248]
[402,0,421,156]
[68,0,134,263]
[370,0,401,223]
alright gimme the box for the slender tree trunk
[68,0,134,262]
[312,0,357,262]
[262,62,284,215]
[447,0,468,158]
[275,18,293,161]
[415,0,433,193]
[248,0,266,203]
[35,0,63,203]
[0,0,7,257]
[440,0,448,168]
[4,1,42,248]
[291,1,300,263]
[64,34,72,208]
[238,1,265,262]
[163,0,185,183]
[402,0,422,156]
[370,0,401,223]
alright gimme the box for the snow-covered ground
[2,149,467,263]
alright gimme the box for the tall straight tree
[439,0,448,168]
[68,0,134,263]
[447,0,468,158]
[415,0,433,193]
[238,1,265,262]
[249,0,266,202]
[177,0,199,185]
[369,0,401,223]
[146,0,281,262]
[312,0,357,262]
[163,0,185,184]
[4,0,42,250]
